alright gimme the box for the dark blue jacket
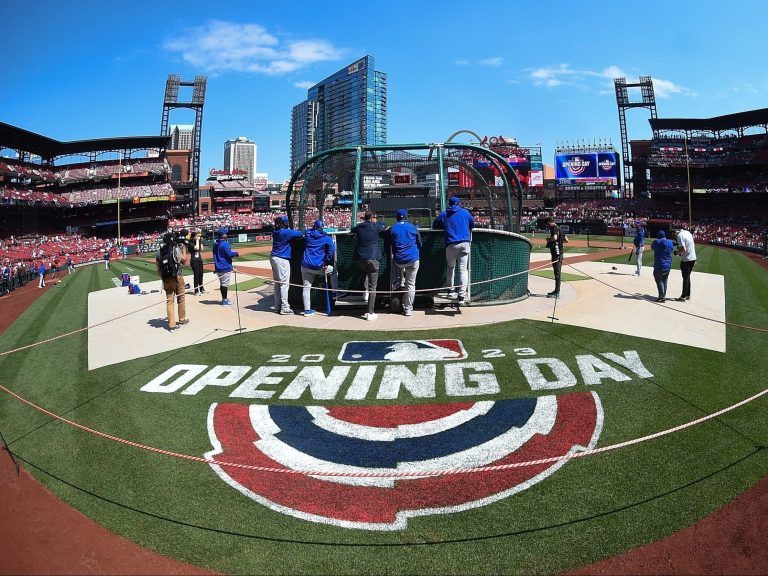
[432,205,474,245]
[271,228,303,260]
[633,227,646,248]
[351,221,385,261]
[302,229,336,270]
[651,238,673,271]
[212,239,238,272]
[388,221,422,265]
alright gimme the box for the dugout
[282,143,532,309]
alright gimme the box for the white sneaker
[403,309,412,317]
[365,313,378,321]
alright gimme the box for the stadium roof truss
[0,122,170,164]
[650,108,768,135]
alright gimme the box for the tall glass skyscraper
[290,55,387,175]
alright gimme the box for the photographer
[545,217,564,298]
[156,231,189,332]
[188,230,205,295]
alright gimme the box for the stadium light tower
[160,74,207,212]
[615,76,657,198]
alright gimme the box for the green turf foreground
[0,246,766,575]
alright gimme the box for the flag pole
[684,133,692,227]
[117,153,122,243]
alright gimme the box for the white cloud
[164,20,344,76]
[732,82,758,94]
[530,64,628,87]
[529,64,695,98]
[479,57,503,67]
[455,57,503,67]
[651,78,695,98]
[294,80,315,90]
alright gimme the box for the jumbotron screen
[555,152,619,185]
[472,146,544,187]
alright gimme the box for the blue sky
[2,0,767,183]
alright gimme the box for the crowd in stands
[0,158,168,185]
[0,234,123,281]
[168,207,356,232]
[0,182,175,206]
[648,133,768,168]
[1,196,765,294]
[649,172,768,194]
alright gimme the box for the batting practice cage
[283,143,532,310]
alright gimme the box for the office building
[169,125,193,150]
[224,136,257,181]
[290,55,387,175]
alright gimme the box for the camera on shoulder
[163,230,188,246]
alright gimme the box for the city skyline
[3,0,768,184]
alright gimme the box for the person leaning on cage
[270,215,303,315]
[433,196,474,305]
[633,222,646,276]
[351,211,386,320]
[387,208,422,316]
[156,232,189,332]
[651,229,674,303]
[300,219,339,316]
[187,230,205,295]
[545,217,564,298]
[674,223,697,302]
[212,227,239,306]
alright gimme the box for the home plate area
[87,260,726,370]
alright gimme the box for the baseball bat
[627,247,634,262]
[324,268,332,316]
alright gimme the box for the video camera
[163,229,189,246]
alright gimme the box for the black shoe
[656,297,665,302]
[547,292,559,298]
[675,297,686,302]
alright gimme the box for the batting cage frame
[282,143,532,308]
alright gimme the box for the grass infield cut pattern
[0,245,766,575]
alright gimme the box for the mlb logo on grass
[338,339,467,362]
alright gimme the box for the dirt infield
[0,246,766,574]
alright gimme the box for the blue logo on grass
[338,339,467,362]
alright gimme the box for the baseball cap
[657,230,666,238]
[217,227,229,237]
[449,196,461,206]
[280,215,289,224]
[396,208,407,220]
[313,219,324,229]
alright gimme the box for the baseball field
[0,239,766,574]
